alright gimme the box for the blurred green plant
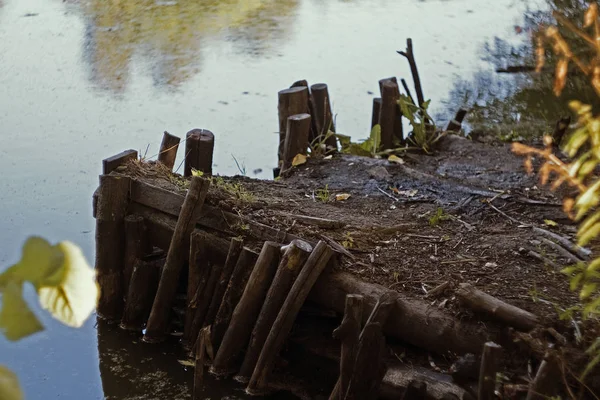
[0,237,99,400]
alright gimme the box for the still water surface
[0,0,549,398]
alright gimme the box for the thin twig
[377,186,399,202]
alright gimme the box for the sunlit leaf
[0,366,22,400]
[544,219,558,227]
[570,273,584,291]
[580,160,599,178]
[177,359,195,367]
[581,347,600,381]
[578,222,600,247]
[587,258,600,272]
[369,125,381,154]
[584,3,598,27]
[565,127,590,158]
[561,264,582,275]
[554,58,569,96]
[388,155,405,164]
[580,283,598,300]
[292,154,307,166]
[578,211,600,239]
[191,169,204,177]
[37,241,99,328]
[4,237,66,289]
[0,282,44,341]
[575,180,600,220]
[583,296,600,316]
[335,193,351,201]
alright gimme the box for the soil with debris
[122,133,600,397]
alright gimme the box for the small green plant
[397,95,442,153]
[338,125,382,158]
[316,185,331,203]
[191,168,204,177]
[210,176,256,204]
[342,232,354,249]
[428,207,452,226]
[0,236,99,399]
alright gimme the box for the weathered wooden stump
[311,83,337,151]
[120,255,163,331]
[158,131,181,171]
[282,113,312,172]
[122,214,149,296]
[278,87,309,162]
[379,80,401,150]
[184,129,214,177]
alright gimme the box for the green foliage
[428,207,452,226]
[210,176,256,204]
[0,236,99,400]
[338,125,382,158]
[316,185,331,203]
[397,95,441,153]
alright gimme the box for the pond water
[0,0,561,398]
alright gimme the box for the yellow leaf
[37,241,99,328]
[335,193,351,201]
[580,283,598,300]
[544,219,558,227]
[0,366,22,400]
[575,180,600,220]
[9,237,65,288]
[388,155,405,164]
[191,168,204,177]
[292,154,307,166]
[0,282,44,341]
[177,359,195,367]
[579,222,600,247]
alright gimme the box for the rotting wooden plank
[102,149,138,174]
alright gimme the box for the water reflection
[441,0,600,138]
[78,0,298,93]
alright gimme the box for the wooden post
[143,176,211,343]
[329,291,398,400]
[210,247,260,352]
[237,239,313,382]
[193,327,209,400]
[278,87,309,162]
[95,174,130,321]
[184,129,215,177]
[120,255,164,331]
[332,295,364,400]
[102,149,137,174]
[526,352,561,400]
[378,77,398,95]
[456,283,539,331]
[371,98,382,129]
[203,238,244,329]
[290,80,319,142]
[211,242,282,376]
[446,108,468,132]
[184,232,215,348]
[397,39,425,109]
[379,81,401,150]
[344,322,387,400]
[478,342,502,400]
[188,261,223,350]
[158,131,181,171]
[282,114,311,172]
[122,214,149,296]
[311,83,337,152]
[246,241,334,394]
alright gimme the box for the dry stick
[344,322,387,400]
[157,131,181,171]
[540,237,583,264]
[204,238,244,329]
[247,241,334,394]
[95,174,130,321]
[122,214,149,297]
[282,113,312,173]
[478,342,503,400]
[332,295,364,400]
[526,352,562,400]
[532,226,591,260]
[184,129,215,177]
[210,247,260,352]
[143,176,210,343]
[371,98,382,129]
[446,108,469,132]
[277,87,309,162]
[397,38,425,109]
[102,149,138,174]
[236,239,313,383]
[184,231,212,347]
[456,283,539,332]
[329,291,399,400]
[120,255,164,331]
[379,81,401,150]
[211,242,282,376]
[400,78,416,105]
[311,83,338,151]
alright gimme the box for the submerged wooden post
[184,231,212,347]
[278,87,309,162]
[237,239,313,382]
[379,81,401,150]
[158,131,181,170]
[122,214,149,296]
[478,342,502,400]
[211,242,282,376]
[184,129,215,177]
[95,174,130,321]
[120,255,164,331]
[247,241,334,394]
[210,247,260,351]
[332,295,364,400]
[282,114,311,172]
[371,98,382,129]
[311,83,337,151]
[189,261,223,348]
[143,176,210,343]
[204,238,244,328]
[193,327,210,400]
